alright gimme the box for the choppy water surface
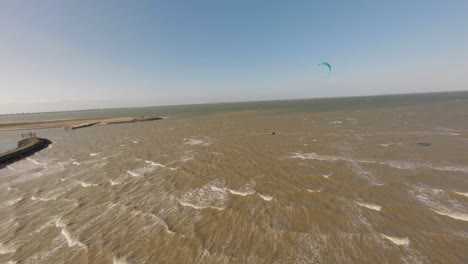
[1,93,468,263]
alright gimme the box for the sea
[1,91,468,263]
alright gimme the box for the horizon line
[1,89,467,116]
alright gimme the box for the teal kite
[318,62,331,76]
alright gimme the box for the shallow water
[1,92,468,263]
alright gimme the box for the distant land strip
[0,116,162,131]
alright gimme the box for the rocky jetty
[0,137,52,169]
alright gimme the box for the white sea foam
[379,144,392,147]
[72,161,80,165]
[321,174,331,178]
[354,201,382,211]
[307,189,322,193]
[184,139,205,146]
[432,210,468,222]
[177,199,225,210]
[169,167,179,171]
[454,191,468,197]
[209,183,256,197]
[113,256,128,264]
[178,181,228,210]
[427,165,468,173]
[228,189,256,196]
[385,161,415,170]
[7,186,18,192]
[209,186,226,192]
[291,152,342,162]
[329,121,342,124]
[381,234,410,246]
[27,158,43,165]
[90,153,98,157]
[7,165,17,171]
[0,242,16,254]
[127,170,141,177]
[145,160,166,168]
[110,180,121,186]
[61,228,85,248]
[291,152,468,173]
[133,140,139,144]
[258,194,273,201]
[31,196,56,202]
[55,218,86,248]
[0,197,23,208]
[78,181,98,187]
[412,187,468,222]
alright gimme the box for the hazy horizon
[1,1,467,114]
[1,89,467,115]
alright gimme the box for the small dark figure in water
[272,132,276,135]
[416,142,431,147]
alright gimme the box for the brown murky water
[1,94,468,263]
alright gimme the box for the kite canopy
[318,62,331,75]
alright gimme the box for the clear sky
[1,0,467,113]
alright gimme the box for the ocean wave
[90,153,98,157]
[427,165,468,173]
[145,160,166,168]
[181,151,195,162]
[177,199,225,211]
[354,201,382,211]
[0,242,16,254]
[55,218,86,248]
[113,256,128,264]
[184,139,205,146]
[77,181,99,187]
[209,185,256,197]
[7,186,19,192]
[27,158,44,166]
[0,197,23,209]
[229,189,256,196]
[258,194,273,201]
[432,209,468,222]
[127,170,141,177]
[307,189,322,193]
[184,138,212,146]
[109,180,121,186]
[6,165,17,171]
[130,209,175,234]
[379,143,392,147]
[453,191,468,198]
[381,234,410,246]
[412,186,468,222]
[178,180,228,211]
[31,196,56,202]
[291,152,468,173]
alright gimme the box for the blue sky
[1,0,467,113]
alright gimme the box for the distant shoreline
[0,116,162,131]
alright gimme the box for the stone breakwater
[0,137,52,169]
